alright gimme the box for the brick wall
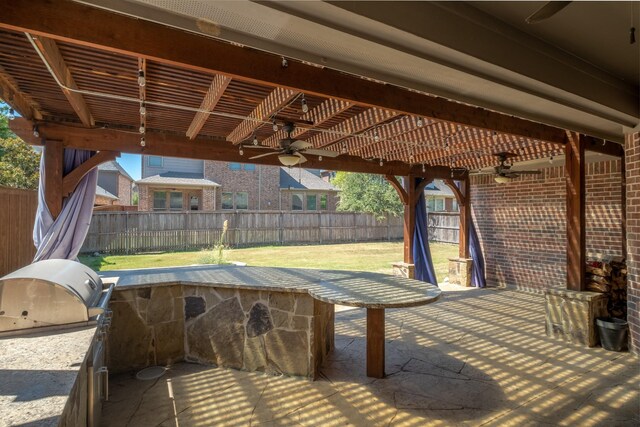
[115,175,132,205]
[95,195,115,205]
[138,185,149,211]
[625,132,640,355]
[471,159,623,292]
[205,162,280,210]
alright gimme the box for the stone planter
[448,258,473,287]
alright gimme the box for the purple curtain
[33,148,97,261]
[413,178,439,285]
[455,181,486,288]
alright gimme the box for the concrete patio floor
[102,284,639,426]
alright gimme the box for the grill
[0,259,114,333]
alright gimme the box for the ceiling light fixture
[301,95,309,113]
[279,153,300,166]
[494,175,513,184]
[137,70,146,87]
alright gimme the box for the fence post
[279,211,284,245]
[318,212,322,244]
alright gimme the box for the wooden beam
[10,118,460,179]
[403,175,417,264]
[415,178,433,202]
[186,74,231,139]
[0,69,42,121]
[565,131,586,291]
[457,178,471,259]
[366,308,385,378]
[227,87,297,144]
[385,175,408,204]
[443,178,464,206]
[62,150,119,197]
[44,139,64,219]
[30,35,94,127]
[350,116,433,157]
[0,0,570,145]
[583,136,624,157]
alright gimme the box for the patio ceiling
[0,0,622,177]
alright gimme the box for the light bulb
[416,117,424,127]
[32,125,39,138]
[272,121,278,132]
[253,136,258,146]
[374,131,380,142]
[341,143,347,154]
[549,156,553,164]
[139,103,146,115]
[422,164,426,173]
[379,159,383,167]
[8,108,15,120]
[239,147,244,156]
[140,137,145,147]
[318,155,323,161]
[301,96,309,113]
[138,70,146,87]
[139,124,145,134]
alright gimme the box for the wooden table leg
[366,308,385,378]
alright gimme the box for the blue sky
[118,154,141,180]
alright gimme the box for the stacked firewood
[586,256,627,319]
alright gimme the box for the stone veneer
[108,284,334,379]
[448,258,473,287]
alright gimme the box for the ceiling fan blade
[469,171,493,176]
[244,144,273,150]
[526,1,571,24]
[294,152,307,163]
[303,148,340,158]
[249,151,279,160]
[290,140,312,150]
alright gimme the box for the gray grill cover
[0,259,103,332]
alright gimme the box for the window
[229,163,255,171]
[452,199,459,212]
[221,192,234,209]
[235,192,248,210]
[170,192,183,210]
[190,196,199,211]
[292,194,303,211]
[153,191,167,210]
[148,156,163,167]
[428,198,445,212]
[243,163,255,171]
[320,195,327,210]
[229,163,241,171]
[434,198,444,212]
[307,194,317,210]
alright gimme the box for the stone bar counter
[101,265,441,379]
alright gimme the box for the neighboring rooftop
[424,180,455,198]
[95,185,118,200]
[136,172,220,187]
[279,168,338,191]
[98,160,135,182]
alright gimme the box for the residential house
[95,160,134,206]
[424,180,458,212]
[136,155,338,211]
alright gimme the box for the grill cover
[0,259,104,332]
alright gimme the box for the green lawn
[79,242,457,282]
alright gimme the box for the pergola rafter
[186,74,231,139]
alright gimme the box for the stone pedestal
[448,258,473,287]
[392,262,415,279]
[544,289,608,347]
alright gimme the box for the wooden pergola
[0,0,624,292]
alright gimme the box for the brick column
[137,185,149,211]
[625,131,640,355]
[202,187,216,211]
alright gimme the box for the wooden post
[566,132,586,291]
[459,177,471,258]
[44,139,64,219]
[403,175,417,264]
[366,308,385,378]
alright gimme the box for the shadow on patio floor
[102,286,639,426]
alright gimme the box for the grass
[79,242,458,282]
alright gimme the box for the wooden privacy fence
[428,212,460,244]
[0,187,38,276]
[82,211,406,254]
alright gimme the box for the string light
[341,143,348,154]
[139,102,146,116]
[32,125,39,138]
[137,70,146,87]
[281,57,288,68]
[374,131,380,142]
[379,158,384,167]
[301,95,309,113]
[272,120,278,132]
[7,109,15,120]
[253,135,259,145]
[549,156,553,164]
[422,164,426,173]
[416,117,424,127]
[139,124,145,134]
[318,155,323,162]
[239,146,244,156]
[140,137,145,147]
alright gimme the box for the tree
[332,172,403,220]
[0,104,16,139]
[0,106,40,189]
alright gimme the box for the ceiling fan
[470,152,541,183]
[248,122,339,166]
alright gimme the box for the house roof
[136,172,220,188]
[98,160,135,182]
[279,167,338,191]
[95,185,118,200]
[424,180,455,198]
